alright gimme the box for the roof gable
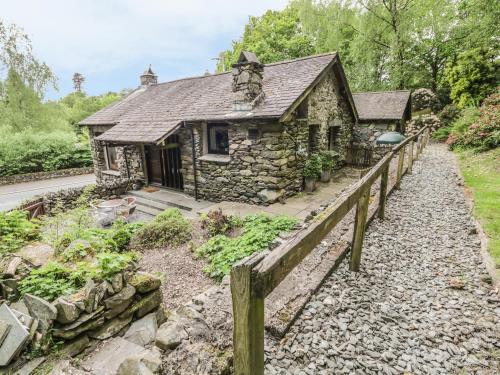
[352,90,411,121]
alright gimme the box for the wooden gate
[15,197,45,220]
[146,135,183,190]
[347,146,373,167]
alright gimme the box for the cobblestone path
[265,144,500,375]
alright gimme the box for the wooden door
[163,135,183,190]
[146,146,163,185]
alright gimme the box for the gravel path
[265,144,500,375]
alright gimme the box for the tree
[0,20,57,96]
[444,47,499,108]
[216,6,316,72]
[72,73,85,92]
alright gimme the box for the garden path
[0,174,95,211]
[265,144,500,374]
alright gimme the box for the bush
[131,208,191,248]
[200,208,241,237]
[196,213,298,281]
[438,104,461,127]
[0,210,40,254]
[0,131,92,176]
[303,154,322,179]
[319,150,338,171]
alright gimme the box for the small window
[105,146,119,171]
[328,126,340,150]
[308,124,319,154]
[248,128,260,140]
[297,101,308,119]
[208,123,229,155]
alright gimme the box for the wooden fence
[12,197,45,220]
[231,126,431,375]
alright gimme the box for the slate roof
[80,53,346,143]
[352,90,411,121]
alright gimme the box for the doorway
[145,134,183,190]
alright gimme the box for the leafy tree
[0,20,57,95]
[216,6,316,72]
[444,47,499,108]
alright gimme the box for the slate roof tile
[352,90,411,121]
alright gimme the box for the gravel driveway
[265,144,500,374]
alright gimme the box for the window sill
[102,169,121,176]
[199,154,231,164]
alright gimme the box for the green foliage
[200,208,241,237]
[217,6,316,71]
[447,91,499,151]
[444,47,499,109]
[0,210,40,254]
[196,213,299,281]
[131,208,191,248]
[438,104,461,127]
[432,126,452,142]
[96,252,135,281]
[303,154,322,179]
[318,150,338,171]
[18,262,81,301]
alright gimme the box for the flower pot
[321,170,331,183]
[304,177,316,192]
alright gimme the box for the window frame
[207,123,230,155]
[104,145,119,171]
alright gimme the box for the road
[0,174,96,211]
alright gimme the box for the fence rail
[231,126,430,375]
[10,197,45,220]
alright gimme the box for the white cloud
[1,0,289,75]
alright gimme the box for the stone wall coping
[198,154,231,164]
[0,167,93,186]
[102,170,121,177]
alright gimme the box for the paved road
[0,174,96,211]
[266,144,499,374]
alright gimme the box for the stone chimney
[140,65,157,86]
[232,51,264,110]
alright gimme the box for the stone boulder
[103,284,136,319]
[123,312,158,347]
[121,289,162,319]
[128,272,161,294]
[89,315,133,340]
[54,297,80,324]
[257,188,285,204]
[23,294,57,332]
[116,348,162,375]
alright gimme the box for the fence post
[231,253,265,375]
[407,140,414,174]
[378,163,389,220]
[395,147,405,189]
[425,128,430,147]
[350,186,370,272]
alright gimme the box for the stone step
[134,203,161,217]
[128,190,193,212]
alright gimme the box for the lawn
[456,148,500,266]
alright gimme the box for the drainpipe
[123,146,131,181]
[188,121,199,201]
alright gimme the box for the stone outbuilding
[80,52,358,204]
[351,90,411,163]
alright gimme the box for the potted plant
[303,154,322,192]
[319,151,338,182]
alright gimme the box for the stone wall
[352,121,399,148]
[0,167,93,186]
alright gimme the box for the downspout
[123,146,131,180]
[188,121,199,201]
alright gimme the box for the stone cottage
[80,52,358,204]
[350,90,411,162]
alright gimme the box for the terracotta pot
[321,170,331,183]
[304,177,316,192]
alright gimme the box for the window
[297,101,308,119]
[328,126,340,150]
[208,123,229,154]
[308,124,319,154]
[105,146,119,171]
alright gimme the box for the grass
[456,148,500,266]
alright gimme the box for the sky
[1,0,288,100]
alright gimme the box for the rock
[54,297,80,324]
[14,356,46,375]
[103,284,136,319]
[449,278,465,289]
[257,188,285,203]
[155,322,188,350]
[52,307,105,340]
[116,349,162,375]
[0,304,30,366]
[49,360,87,375]
[89,315,133,340]
[121,289,162,319]
[123,312,158,347]
[111,273,124,293]
[59,334,90,357]
[82,337,147,375]
[128,272,161,294]
[155,305,169,326]
[83,279,98,313]
[23,294,57,332]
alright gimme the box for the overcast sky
[1,0,288,99]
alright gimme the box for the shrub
[0,210,40,254]
[303,154,322,179]
[438,104,461,127]
[131,208,191,248]
[18,262,82,301]
[96,252,136,280]
[200,208,241,237]
[196,213,298,281]
[319,150,338,171]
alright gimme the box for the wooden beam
[378,163,389,219]
[350,186,371,272]
[407,140,414,174]
[395,147,405,189]
[253,153,392,297]
[231,252,266,375]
